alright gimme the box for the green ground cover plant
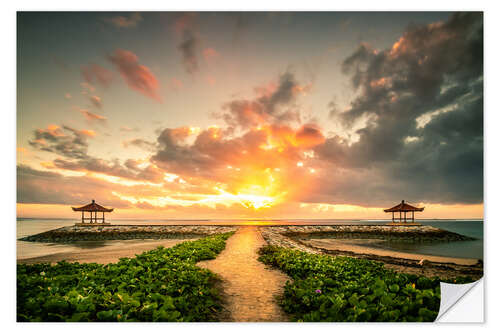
[258,245,474,322]
[17,232,233,322]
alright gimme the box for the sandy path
[17,239,196,265]
[197,226,290,322]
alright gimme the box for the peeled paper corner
[435,277,484,322]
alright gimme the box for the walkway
[197,226,290,322]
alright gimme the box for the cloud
[17,164,133,208]
[103,12,143,29]
[169,78,183,91]
[108,49,162,102]
[28,125,92,159]
[173,12,197,35]
[80,82,96,95]
[220,71,309,129]
[21,13,483,212]
[52,157,164,183]
[151,121,326,203]
[120,126,140,132]
[28,124,163,185]
[315,12,483,205]
[178,30,199,74]
[206,75,216,87]
[81,64,113,88]
[78,109,107,123]
[122,138,156,151]
[203,48,219,62]
[173,13,200,75]
[88,95,102,108]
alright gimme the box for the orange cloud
[108,49,162,102]
[89,95,102,108]
[78,109,107,122]
[39,124,65,137]
[79,129,96,137]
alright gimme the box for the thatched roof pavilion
[72,199,113,225]
[384,200,424,224]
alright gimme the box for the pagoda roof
[384,200,424,212]
[72,200,114,212]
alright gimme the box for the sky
[16,12,483,219]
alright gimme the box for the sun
[214,187,278,210]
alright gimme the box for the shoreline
[18,224,483,280]
[259,226,483,281]
[17,238,198,265]
[19,223,475,243]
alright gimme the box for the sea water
[16,218,484,260]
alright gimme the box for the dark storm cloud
[316,12,483,205]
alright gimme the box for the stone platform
[386,222,422,226]
[74,223,111,226]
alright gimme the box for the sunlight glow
[214,187,276,209]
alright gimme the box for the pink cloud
[206,75,216,87]
[108,49,162,102]
[203,48,219,62]
[81,64,113,88]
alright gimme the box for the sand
[304,238,478,265]
[17,238,197,265]
[197,226,290,322]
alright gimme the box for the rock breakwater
[20,225,238,243]
[264,225,473,243]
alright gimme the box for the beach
[17,238,198,265]
[17,221,483,280]
[17,221,484,322]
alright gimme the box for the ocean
[16,218,484,261]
